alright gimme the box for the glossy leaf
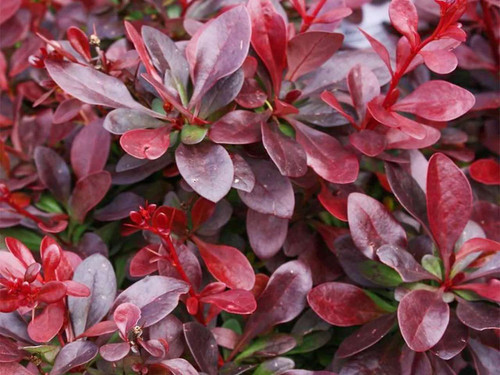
[286,32,343,81]
[192,236,255,290]
[200,289,257,314]
[209,110,270,145]
[28,302,65,343]
[69,171,112,223]
[71,119,110,179]
[188,6,251,106]
[427,153,472,275]
[246,209,288,259]
[377,245,435,282]
[120,126,170,160]
[349,130,386,157]
[397,289,450,352]
[50,341,98,375]
[347,193,407,259]
[104,108,165,135]
[183,322,218,375]
[175,142,234,203]
[238,159,295,219]
[292,120,359,184]
[68,254,116,337]
[347,65,381,120]
[389,0,419,47]
[431,312,468,360]
[308,282,386,327]
[469,159,500,185]
[393,80,475,121]
[456,301,500,330]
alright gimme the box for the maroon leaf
[104,108,166,134]
[393,80,475,121]
[247,0,287,94]
[397,289,450,352]
[427,153,472,276]
[349,130,386,157]
[94,192,144,221]
[286,32,343,81]
[187,6,251,106]
[71,119,111,179]
[157,359,199,375]
[69,171,111,223]
[0,336,24,362]
[399,345,432,375]
[45,60,156,115]
[199,289,257,314]
[261,122,307,177]
[183,322,218,375]
[192,236,255,291]
[209,110,269,145]
[34,146,71,202]
[67,26,91,61]
[68,254,116,336]
[198,69,244,118]
[114,303,141,337]
[347,193,407,259]
[468,338,500,375]
[191,197,216,230]
[51,341,98,375]
[376,245,435,282]
[456,300,500,331]
[233,261,312,355]
[175,142,234,203]
[308,282,386,327]
[246,209,288,259]
[100,342,130,362]
[336,313,396,358]
[431,312,468,360]
[231,154,256,193]
[120,126,170,160]
[453,280,500,302]
[292,119,359,184]
[389,0,419,47]
[53,98,82,124]
[359,29,393,76]
[0,0,20,25]
[347,65,381,120]
[238,159,295,219]
[469,159,500,185]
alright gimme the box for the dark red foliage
[0,0,498,373]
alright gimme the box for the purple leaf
[183,322,218,375]
[399,345,432,375]
[99,342,130,362]
[376,245,435,282]
[426,153,472,276]
[50,341,98,375]
[94,192,145,221]
[397,289,450,352]
[53,98,82,124]
[347,65,380,120]
[291,119,359,184]
[231,154,256,193]
[234,261,312,354]
[238,159,295,219]
[261,122,307,177]
[392,80,475,121]
[199,69,244,118]
[347,193,407,259]
[469,338,500,375]
[71,119,111,179]
[431,312,468,360]
[69,171,112,223]
[158,359,199,375]
[114,303,141,337]
[246,209,288,259]
[286,31,343,81]
[336,313,396,358]
[187,5,251,106]
[175,142,234,203]
[209,110,270,145]
[68,254,116,337]
[104,108,165,135]
[456,301,500,331]
[34,146,71,202]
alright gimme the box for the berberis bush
[0,0,498,373]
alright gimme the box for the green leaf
[364,290,397,313]
[23,345,60,364]
[180,124,208,145]
[278,122,296,138]
[287,331,331,355]
[35,195,64,213]
[0,228,42,250]
[422,254,443,280]
[359,260,403,287]
[152,98,167,115]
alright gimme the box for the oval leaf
[69,171,112,223]
[50,341,98,375]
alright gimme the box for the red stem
[300,0,327,33]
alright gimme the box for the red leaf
[420,49,458,74]
[286,32,343,81]
[129,245,159,277]
[124,21,161,82]
[320,90,357,126]
[63,280,91,297]
[175,142,234,203]
[0,289,20,312]
[247,0,287,94]
[191,197,216,230]
[192,236,255,291]
[80,320,118,338]
[392,80,475,121]
[69,171,112,223]
[120,126,170,160]
[0,0,20,25]
[28,302,65,342]
[349,130,386,157]
[359,29,393,76]
[347,192,407,259]
[261,122,307,177]
[308,282,386,326]
[199,289,257,314]
[377,245,436,282]
[427,153,472,276]
[453,279,500,302]
[5,237,35,268]
[347,64,381,119]
[469,159,500,185]
[389,0,420,47]
[187,6,251,106]
[67,26,91,61]
[100,342,130,362]
[209,110,270,145]
[114,302,141,337]
[53,98,82,124]
[37,281,67,303]
[318,183,348,222]
[397,289,450,352]
[71,119,111,179]
[456,300,500,331]
[292,119,359,184]
[455,238,500,262]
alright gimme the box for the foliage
[0,0,498,374]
